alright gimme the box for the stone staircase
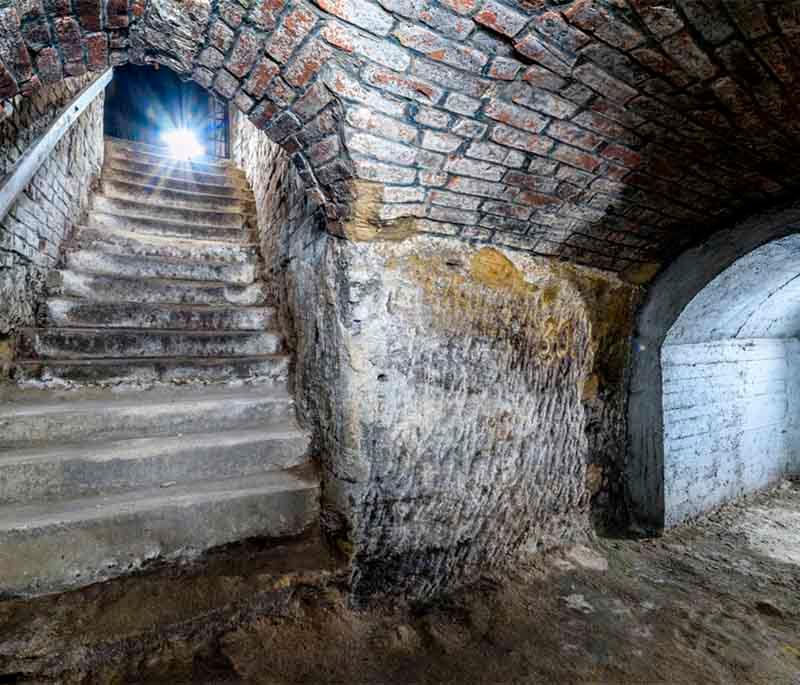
[0,137,319,598]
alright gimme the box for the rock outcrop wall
[288,228,637,600]
[233,115,638,599]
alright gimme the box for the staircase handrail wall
[0,68,113,223]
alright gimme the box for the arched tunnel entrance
[104,64,231,158]
[627,203,800,531]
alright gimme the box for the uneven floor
[5,481,800,684]
[213,480,800,685]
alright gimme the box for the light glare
[162,128,205,160]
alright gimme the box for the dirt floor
[178,480,800,685]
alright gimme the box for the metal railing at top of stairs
[0,67,113,224]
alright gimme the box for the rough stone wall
[282,223,636,599]
[0,74,104,336]
[231,109,318,303]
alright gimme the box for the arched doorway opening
[104,63,230,158]
[627,202,800,532]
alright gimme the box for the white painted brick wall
[661,338,800,526]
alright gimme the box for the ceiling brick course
[2,0,800,272]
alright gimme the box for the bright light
[161,128,205,160]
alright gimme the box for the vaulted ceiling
[2,0,800,274]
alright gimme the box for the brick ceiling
[1,0,799,274]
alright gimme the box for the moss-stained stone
[341,180,418,242]
[620,261,661,285]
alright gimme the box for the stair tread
[91,208,247,230]
[0,383,292,418]
[94,195,251,218]
[0,423,307,465]
[68,247,257,270]
[106,137,236,170]
[55,269,260,289]
[15,353,287,366]
[104,159,239,185]
[22,326,275,335]
[103,176,251,202]
[75,224,257,249]
[46,297,272,312]
[0,468,317,531]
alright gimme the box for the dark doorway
[104,64,229,158]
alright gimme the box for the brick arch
[0,0,356,230]
[3,1,800,270]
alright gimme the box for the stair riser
[100,179,256,214]
[15,356,289,388]
[44,300,275,331]
[73,226,257,264]
[66,250,257,285]
[0,437,310,505]
[0,485,319,597]
[92,196,249,229]
[51,271,269,306]
[103,166,248,197]
[19,329,282,360]
[88,212,246,242]
[0,397,295,448]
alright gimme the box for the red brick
[473,0,529,38]
[244,57,280,98]
[227,27,261,78]
[490,124,553,155]
[35,45,62,83]
[76,0,103,31]
[393,23,488,73]
[284,38,333,88]
[530,11,590,55]
[546,120,603,151]
[522,64,567,91]
[484,99,548,133]
[86,32,108,71]
[602,143,642,169]
[564,0,645,49]
[0,61,17,99]
[265,5,316,63]
[54,17,84,63]
[517,191,562,207]
[552,144,602,172]
[573,62,638,103]
[105,0,129,28]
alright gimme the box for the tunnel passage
[661,237,800,526]
[627,201,800,532]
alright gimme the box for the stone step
[104,157,242,188]
[0,467,319,597]
[50,270,268,306]
[106,137,239,175]
[73,225,258,264]
[43,298,275,331]
[65,249,257,285]
[88,210,246,242]
[100,178,256,214]
[0,424,310,505]
[0,385,296,448]
[18,327,282,360]
[103,164,249,197]
[92,194,250,227]
[14,354,289,388]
